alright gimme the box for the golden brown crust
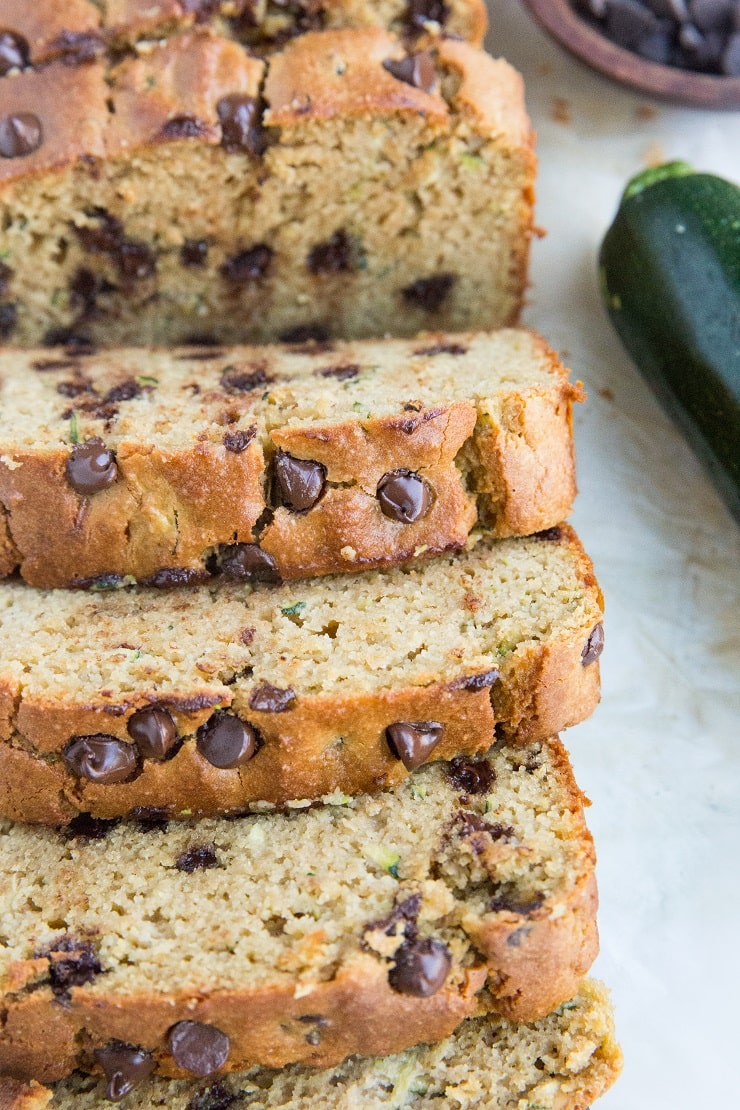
[264,28,450,126]
[0,1,101,66]
[0,64,108,186]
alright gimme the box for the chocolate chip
[219,543,281,583]
[158,115,210,141]
[272,451,326,512]
[448,669,499,692]
[69,267,107,316]
[223,426,257,452]
[131,806,171,831]
[388,937,451,996]
[47,940,102,999]
[403,0,451,34]
[220,363,270,393]
[66,438,118,496]
[249,682,296,712]
[64,814,120,841]
[53,31,104,65]
[306,230,353,274]
[116,240,156,281]
[0,31,29,75]
[186,1080,239,1110]
[581,622,605,666]
[533,525,563,542]
[386,721,444,770]
[604,0,659,45]
[318,363,360,380]
[0,260,12,296]
[401,274,455,311]
[220,244,273,283]
[181,239,209,267]
[94,1042,156,1102]
[412,342,467,356]
[489,889,545,915]
[279,323,331,344]
[75,209,124,254]
[168,1021,230,1077]
[0,302,17,339]
[217,95,266,155]
[376,469,433,523]
[447,757,495,795]
[366,892,422,938]
[689,0,734,30]
[128,706,179,761]
[71,572,125,590]
[63,735,139,784]
[382,52,437,93]
[176,843,220,872]
[140,567,209,588]
[196,712,260,768]
[0,112,43,158]
[723,29,740,71]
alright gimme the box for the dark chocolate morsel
[64,813,120,841]
[306,229,353,274]
[386,721,444,770]
[382,52,437,93]
[217,94,266,155]
[249,682,296,712]
[448,669,499,692]
[168,1021,230,1077]
[220,244,273,283]
[196,712,260,768]
[447,757,496,795]
[404,0,451,33]
[0,31,30,75]
[376,469,433,523]
[220,363,270,393]
[175,843,220,873]
[412,342,467,356]
[63,735,139,784]
[94,1042,156,1102]
[0,302,17,339]
[181,239,209,267]
[388,937,452,997]
[219,543,281,583]
[581,622,605,665]
[0,112,43,158]
[279,323,331,344]
[273,451,326,512]
[46,939,102,998]
[222,426,257,452]
[140,567,209,589]
[116,240,156,281]
[158,115,210,141]
[66,437,118,495]
[127,706,179,761]
[401,273,456,311]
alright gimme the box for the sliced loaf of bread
[0,29,534,348]
[0,331,582,588]
[0,736,598,1082]
[0,527,603,824]
[0,980,621,1108]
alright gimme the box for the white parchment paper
[487,4,740,1105]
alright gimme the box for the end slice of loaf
[0,330,583,588]
[0,526,604,824]
[0,29,533,348]
[0,736,599,1082]
[0,980,621,1108]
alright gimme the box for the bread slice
[0,28,534,348]
[0,980,621,1108]
[0,526,603,824]
[0,330,582,588]
[0,0,487,64]
[0,736,598,1082]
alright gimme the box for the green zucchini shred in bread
[0,738,599,1083]
[0,0,488,66]
[0,981,621,1108]
[0,528,603,824]
[0,330,582,588]
[0,27,534,348]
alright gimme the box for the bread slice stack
[0,3,621,1107]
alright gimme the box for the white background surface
[487,3,740,1106]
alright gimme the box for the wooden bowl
[520,0,740,109]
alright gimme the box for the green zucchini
[599,161,740,524]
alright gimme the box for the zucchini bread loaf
[0,526,604,824]
[0,331,582,588]
[0,737,598,1082]
[0,27,534,348]
[0,0,487,63]
[0,981,621,1108]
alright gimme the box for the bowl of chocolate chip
[521,0,740,107]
